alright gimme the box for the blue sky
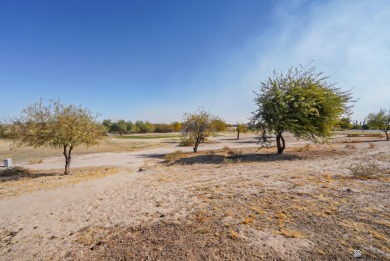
[1,0,389,123]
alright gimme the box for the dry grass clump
[28,158,43,164]
[348,162,382,179]
[222,146,230,152]
[368,142,375,149]
[0,166,31,180]
[164,150,187,162]
[345,144,356,149]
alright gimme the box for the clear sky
[1,0,389,123]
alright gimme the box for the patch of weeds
[222,146,230,152]
[28,158,43,164]
[164,150,186,162]
[193,227,210,235]
[348,162,382,179]
[229,229,239,239]
[223,158,233,164]
[279,229,304,238]
[368,142,375,149]
[345,144,357,149]
[179,137,194,146]
[297,144,311,152]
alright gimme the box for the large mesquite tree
[9,100,105,174]
[251,66,353,154]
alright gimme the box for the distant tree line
[101,118,228,135]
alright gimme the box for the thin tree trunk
[63,144,73,174]
[386,131,389,141]
[193,142,199,153]
[193,136,201,153]
[276,132,285,154]
[237,131,240,140]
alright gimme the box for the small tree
[102,119,113,134]
[116,120,127,135]
[251,65,353,154]
[337,117,352,130]
[172,121,182,132]
[182,108,213,153]
[211,118,227,132]
[236,124,248,139]
[367,109,390,140]
[8,100,105,174]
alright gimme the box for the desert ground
[0,131,389,260]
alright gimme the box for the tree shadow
[0,166,77,182]
[175,153,301,165]
[136,153,166,159]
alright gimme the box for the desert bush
[28,158,43,164]
[294,144,311,152]
[0,167,31,179]
[223,157,233,164]
[348,162,382,179]
[165,150,186,162]
[179,135,194,146]
[222,146,230,152]
[227,149,236,156]
[207,150,216,155]
[345,144,356,149]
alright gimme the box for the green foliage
[0,124,6,138]
[116,120,127,135]
[235,123,248,140]
[172,121,182,132]
[211,118,227,132]
[8,100,105,174]
[366,109,390,140]
[251,65,353,154]
[337,117,352,130]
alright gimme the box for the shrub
[222,146,230,152]
[298,144,311,152]
[179,137,194,146]
[165,150,186,162]
[0,167,31,179]
[348,162,382,179]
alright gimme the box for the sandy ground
[0,133,389,260]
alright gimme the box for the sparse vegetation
[28,158,43,164]
[165,150,186,162]
[345,144,356,149]
[348,162,382,179]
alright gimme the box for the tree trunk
[193,136,202,153]
[237,131,240,140]
[276,132,285,154]
[386,131,389,141]
[63,144,73,174]
[193,141,199,153]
